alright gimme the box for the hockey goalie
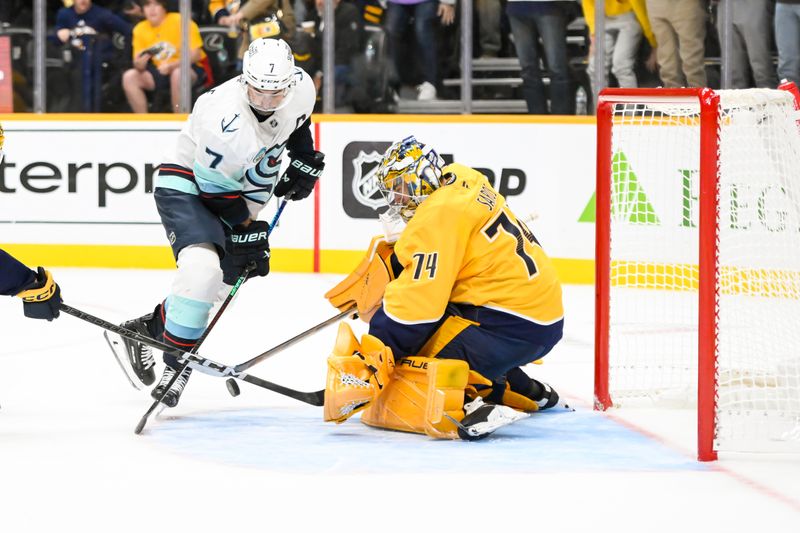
[323,136,564,440]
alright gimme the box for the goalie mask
[241,37,296,113]
[376,136,445,221]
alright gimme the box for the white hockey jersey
[157,68,316,218]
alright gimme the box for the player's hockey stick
[133,199,290,432]
[233,306,355,372]
[59,302,325,406]
[134,263,252,433]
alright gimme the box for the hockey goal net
[594,87,800,461]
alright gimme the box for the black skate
[121,314,158,386]
[528,379,559,410]
[103,313,157,389]
[151,365,192,408]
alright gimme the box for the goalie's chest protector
[385,164,564,326]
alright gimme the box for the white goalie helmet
[241,37,297,113]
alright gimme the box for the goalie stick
[234,306,355,372]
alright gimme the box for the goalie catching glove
[324,322,395,423]
[275,150,325,201]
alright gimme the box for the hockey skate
[103,313,158,389]
[455,397,529,441]
[151,365,192,408]
[527,379,560,410]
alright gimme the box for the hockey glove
[225,220,271,279]
[16,267,62,321]
[275,150,325,201]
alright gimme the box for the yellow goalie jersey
[382,163,563,327]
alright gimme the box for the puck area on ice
[149,405,704,474]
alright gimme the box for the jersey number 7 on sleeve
[205,146,223,169]
[482,210,539,278]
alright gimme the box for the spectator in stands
[211,0,297,65]
[477,0,503,58]
[583,0,657,89]
[712,1,777,89]
[55,0,133,112]
[645,0,707,88]
[309,0,363,107]
[56,1,132,49]
[385,0,455,101]
[506,0,573,114]
[119,0,146,24]
[122,0,209,113]
[775,0,800,87]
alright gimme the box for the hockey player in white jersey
[117,37,325,407]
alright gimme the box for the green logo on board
[579,151,660,224]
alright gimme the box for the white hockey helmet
[241,37,296,113]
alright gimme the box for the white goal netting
[605,89,800,453]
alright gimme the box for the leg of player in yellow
[324,322,529,440]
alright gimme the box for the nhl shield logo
[351,150,385,211]
[342,141,391,218]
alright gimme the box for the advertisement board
[317,117,597,271]
[0,115,597,281]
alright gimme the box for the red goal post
[594,87,800,461]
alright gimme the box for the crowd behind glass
[0,0,797,114]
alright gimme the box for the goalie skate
[452,397,529,441]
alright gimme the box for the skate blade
[103,331,144,391]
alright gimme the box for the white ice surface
[1,269,798,532]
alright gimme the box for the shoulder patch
[253,147,267,165]
[221,114,240,133]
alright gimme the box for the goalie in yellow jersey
[324,136,564,440]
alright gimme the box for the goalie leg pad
[471,382,541,413]
[467,370,541,412]
[360,357,469,439]
[467,367,559,412]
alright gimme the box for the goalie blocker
[324,235,400,322]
